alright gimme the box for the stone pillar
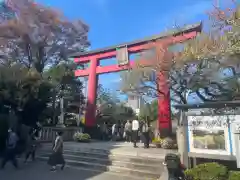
[177,110,189,168]
[56,96,65,128]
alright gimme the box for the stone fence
[39,127,82,143]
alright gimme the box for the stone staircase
[37,144,166,179]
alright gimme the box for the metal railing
[39,127,82,143]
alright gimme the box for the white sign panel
[187,115,233,155]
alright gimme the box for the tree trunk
[25,43,32,69]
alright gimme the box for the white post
[232,122,240,168]
[234,133,240,168]
[56,96,65,128]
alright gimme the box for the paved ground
[0,141,171,180]
[0,160,149,180]
[41,141,178,159]
[38,141,172,179]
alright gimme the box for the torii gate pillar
[72,23,202,136]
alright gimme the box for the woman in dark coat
[48,131,65,171]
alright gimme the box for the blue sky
[37,0,229,103]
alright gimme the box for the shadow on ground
[0,140,171,179]
[0,159,129,180]
[0,140,122,180]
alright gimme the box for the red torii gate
[71,23,202,134]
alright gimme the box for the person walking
[101,122,108,141]
[119,123,124,140]
[132,117,139,148]
[115,122,120,140]
[124,120,132,143]
[139,120,144,143]
[149,125,154,144]
[47,131,65,172]
[1,129,19,169]
[111,123,116,141]
[24,128,37,163]
[142,121,150,148]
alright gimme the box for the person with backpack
[1,129,19,169]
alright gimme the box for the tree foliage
[0,0,89,73]
[120,42,174,97]
[96,84,135,124]
[120,38,190,104]
[139,100,158,122]
[0,65,52,126]
[175,1,240,102]
[0,0,89,126]
[42,62,85,125]
[120,1,240,104]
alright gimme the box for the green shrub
[161,137,175,149]
[73,132,91,142]
[185,162,228,180]
[81,133,91,140]
[228,171,240,180]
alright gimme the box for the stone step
[41,145,111,154]
[40,145,168,159]
[37,156,161,179]
[39,152,163,172]
[40,149,164,165]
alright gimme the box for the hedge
[228,171,240,180]
[185,162,228,180]
[185,162,240,180]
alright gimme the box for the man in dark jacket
[1,129,19,169]
[142,120,150,148]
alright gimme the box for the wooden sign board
[116,45,129,66]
